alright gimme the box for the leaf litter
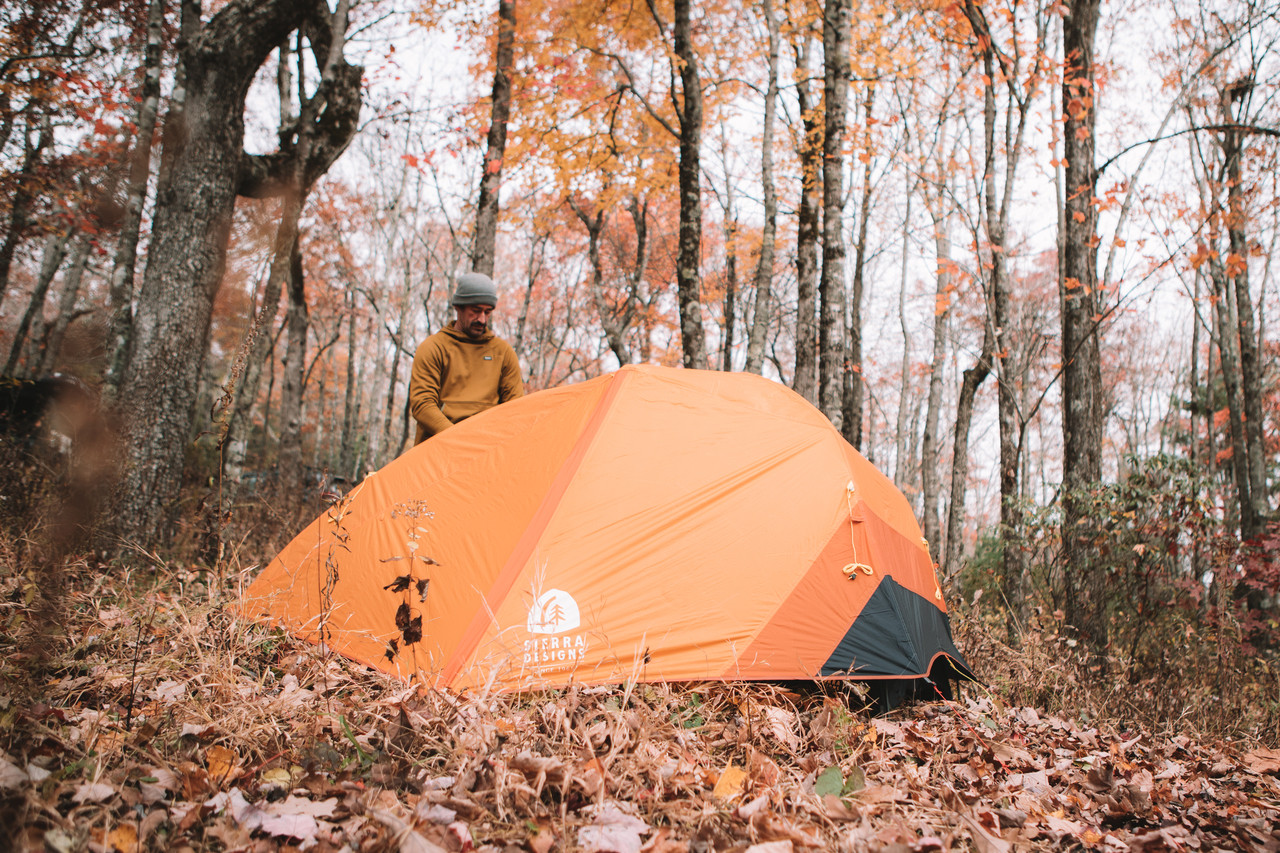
[1,561,1278,852]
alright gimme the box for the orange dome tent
[243,364,971,696]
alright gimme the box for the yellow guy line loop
[842,481,874,579]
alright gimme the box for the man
[408,271,525,445]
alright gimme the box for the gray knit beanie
[451,272,498,307]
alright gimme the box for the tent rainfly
[243,364,972,696]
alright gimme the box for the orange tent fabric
[243,364,970,692]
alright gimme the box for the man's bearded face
[456,304,494,340]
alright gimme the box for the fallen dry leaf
[370,808,450,853]
[960,813,1011,853]
[205,745,241,786]
[711,763,748,800]
[578,802,650,853]
[73,782,116,804]
[1244,747,1280,775]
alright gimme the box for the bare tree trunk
[339,287,359,478]
[381,333,406,462]
[819,0,850,429]
[1188,267,1206,582]
[514,231,547,357]
[673,0,707,368]
[222,194,305,487]
[844,83,873,448]
[38,234,93,376]
[23,232,83,372]
[278,244,309,478]
[627,195,650,359]
[744,0,779,376]
[5,230,69,376]
[103,0,165,402]
[921,204,951,561]
[793,33,820,403]
[1060,0,1106,651]
[0,117,52,314]
[472,0,515,277]
[1221,86,1270,534]
[1211,255,1251,532]
[943,322,994,582]
[571,199,633,366]
[721,215,738,372]
[894,190,912,489]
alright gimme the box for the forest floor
[2,552,1279,853]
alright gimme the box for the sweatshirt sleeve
[408,338,456,440]
[499,342,525,404]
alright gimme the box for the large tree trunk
[673,0,707,369]
[818,0,851,429]
[103,0,165,403]
[471,0,515,276]
[1059,0,1106,651]
[112,0,361,546]
[793,33,820,402]
[744,0,779,376]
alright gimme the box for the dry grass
[954,600,1280,745]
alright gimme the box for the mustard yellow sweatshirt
[408,325,524,444]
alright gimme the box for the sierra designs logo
[526,588,580,634]
[523,587,587,672]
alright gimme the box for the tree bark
[0,117,52,315]
[719,182,738,372]
[103,0,165,403]
[944,321,994,582]
[894,189,912,489]
[673,0,707,368]
[339,287,361,479]
[38,234,93,376]
[844,84,874,448]
[1221,85,1269,535]
[819,0,851,429]
[921,202,952,563]
[472,0,515,277]
[1210,253,1251,535]
[793,34,820,404]
[1060,0,1106,650]
[744,0,779,376]
[5,230,70,377]
[278,242,309,477]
